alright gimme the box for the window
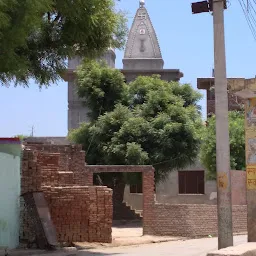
[207,88,215,100]
[130,184,142,193]
[178,170,205,194]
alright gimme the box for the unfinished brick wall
[85,165,155,224]
[20,145,112,243]
[141,166,247,237]
[112,166,247,237]
[23,143,92,186]
[22,149,246,239]
[144,204,247,237]
[207,89,243,116]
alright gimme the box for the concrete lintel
[235,89,256,99]
[63,68,184,82]
[119,68,181,73]
[85,165,155,173]
[197,78,246,90]
[207,243,256,256]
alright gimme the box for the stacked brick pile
[88,186,113,242]
[21,150,42,194]
[43,186,113,243]
[20,149,39,240]
[20,199,35,241]
[20,145,113,244]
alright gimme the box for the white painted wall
[0,152,20,249]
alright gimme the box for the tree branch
[54,12,61,22]
[47,12,51,22]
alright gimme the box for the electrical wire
[238,0,256,41]
[247,0,256,29]
[249,0,256,15]
[240,0,256,38]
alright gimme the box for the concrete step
[124,202,143,217]
[122,203,142,219]
[135,210,143,217]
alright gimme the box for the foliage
[200,111,245,180]
[14,135,28,140]
[69,65,203,183]
[76,60,128,120]
[0,0,127,86]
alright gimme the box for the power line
[241,0,256,39]
[238,0,256,41]
[247,0,256,28]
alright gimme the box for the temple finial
[139,0,145,8]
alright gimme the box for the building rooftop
[24,137,71,145]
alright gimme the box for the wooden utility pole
[192,0,233,249]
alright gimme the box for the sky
[0,0,255,137]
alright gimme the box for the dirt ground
[74,222,184,249]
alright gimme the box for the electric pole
[213,0,233,249]
[31,126,34,137]
[192,0,233,249]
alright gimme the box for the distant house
[24,136,70,145]
[197,78,244,117]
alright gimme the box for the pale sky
[0,0,255,137]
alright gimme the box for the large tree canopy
[0,0,127,86]
[200,111,245,180]
[76,60,128,120]
[69,60,203,182]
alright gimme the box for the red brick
[20,144,112,243]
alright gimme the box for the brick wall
[207,89,243,116]
[20,145,112,243]
[85,165,155,223]
[23,143,92,186]
[85,165,155,221]
[143,204,247,237]
[21,149,246,240]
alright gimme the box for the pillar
[142,167,155,235]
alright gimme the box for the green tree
[14,135,28,141]
[69,62,203,183]
[200,111,245,180]
[0,0,127,86]
[76,60,128,120]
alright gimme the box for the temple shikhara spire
[65,0,183,130]
[123,0,163,70]
[139,0,145,7]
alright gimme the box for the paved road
[77,235,247,256]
